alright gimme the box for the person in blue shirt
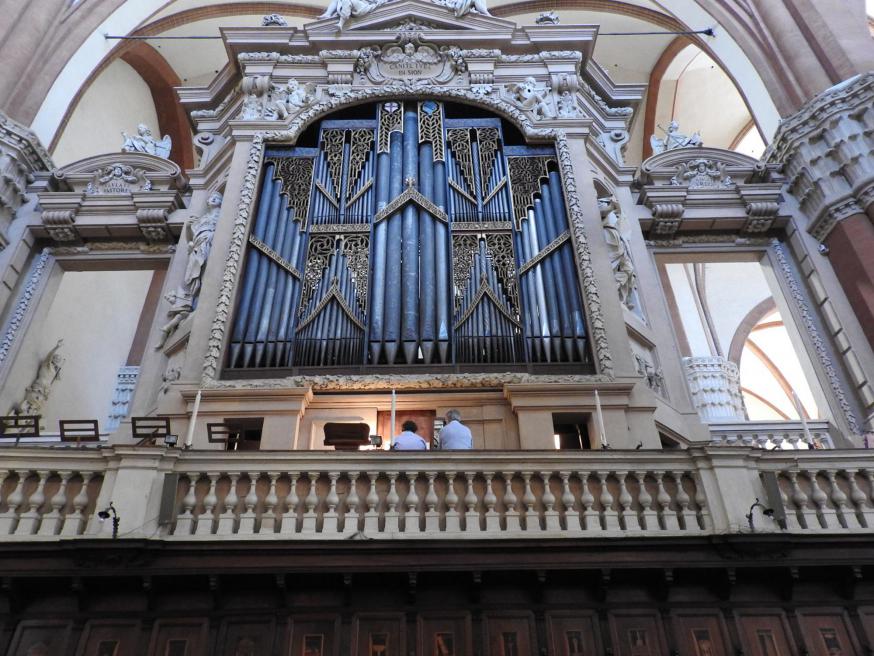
[391,420,428,450]
[437,409,473,450]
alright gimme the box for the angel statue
[599,196,637,310]
[265,80,318,120]
[12,339,64,417]
[319,0,384,28]
[121,123,172,159]
[649,120,702,155]
[508,77,555,119]
[442,0,491,17]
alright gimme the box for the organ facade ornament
[649,120,703,155]
[121,123,172,159]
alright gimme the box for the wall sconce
[746,497,774,532]
[97,502,120,539]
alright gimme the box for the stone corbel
[743,201,780,233]
[650,203,685,235]
[136,208,171,242]
[42,209,79,242]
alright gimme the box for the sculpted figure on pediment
[319,0,386,28]
[434,0,491,17]
[121,123,171,159]
[650,120,702,154]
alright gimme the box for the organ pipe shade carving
[227,101,592,370]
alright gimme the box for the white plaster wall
[51,59,159,167]
[0,270,152,431]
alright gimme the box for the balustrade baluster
[599,473,620,532]
[636,472,658,531]
[61,473,91,537]
[483,472,500,533]
[343,472,361,536]
[363,471,380,535]
[424,473,440,533]
[464,471,480,533]
[0,471,24,535]
[444,472,461,533]
[542,473,560,532]
[39,470,72,536]
[808,470,836,529]
[281,472,301,535]
[261,474,280,533]
[656,473,680,532]
[238,474,259,534]
[826,470,859,529]
[301,472,319,535]
[559,472,579,532]
[174,474,198,535]
[385,471,401,534]
[692,472,712,530]
[580,473,597,531]
[785,471,815,529]
[846,469,874,528]
[675,473,692,530]
[615,471,634,531]
[521,472,538,532]
[16,470,47,535]
[503,472,522,532]
[217,473,240,534]
[402,472,419,533]
[195,474,219,536]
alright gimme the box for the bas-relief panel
[546,612,601,656]
[352,614,406,656]
[796,611,861,656]
[418,613,472,656]
[671,614,730,656]
[610,612,668,656]
[6,620,72,656]
[286,618,341,656]
[483,613,536,656]
[735,612,797,656]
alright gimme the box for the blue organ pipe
[320,250,339,365]
[230,166,277,365]
[258,195,291,366]
[433,159,450,363]
[339,141,350,223]
[266,204,293,366]
[514,229,535,361]
[540,181,576,360]
[531,199,561,361]
[242,170,284,366]
[547,171,587,360]
[524,211,551,360]
[419,141,436,364]
[274,217,298,365]
[383,130,404,364]
[369,148,392,362]
[401,108,420,364]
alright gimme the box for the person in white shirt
[437,409,473,450]
[391,420,428,450]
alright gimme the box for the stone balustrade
[0,446,873,540]
[709,420,834,449]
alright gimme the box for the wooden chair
[131,416,172,446]
[0,415,40,446]
[59,419,100,446]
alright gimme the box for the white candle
[594,389,608,448]
[792,390,813,446]
[184,389,202,448]
[389,388,396,450]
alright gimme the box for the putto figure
[121,123,172,159]
[650,120,702,154]
[12,339,64,417]
[507,76,555,119]
[319,0,385,28]
[442,0,491,17]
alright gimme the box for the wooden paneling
[75,620,141,656]
[352,614,406,656]
[610,611,669,656]
[147,618,209,656]
[482,612,537,656]
[546,611,602,656]
[7,620,72,656]
[671,612,731,656]
[735,611,797,656]
[797,610,861,656]
[216,617,276,656]
[285,616,341,656]
[417,612,472,656]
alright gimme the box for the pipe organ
[228,101,592,370]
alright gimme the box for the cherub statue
[599,196,637,310]
[670,158,732,189]
[650,120,702,155]
[121,123,172,159]
[443,0,491,17]
[508,77,555,119]
[319,0,384,29]
[12,340,64,417]
[265,80,318,119]
[535,10,559,24]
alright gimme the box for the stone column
[682,356,745,423]
[767,73,874,350]
[0,112,53,248]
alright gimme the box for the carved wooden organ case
[227,101,591,370]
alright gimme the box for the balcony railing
[708,420,834,449]
[0,446,872,541]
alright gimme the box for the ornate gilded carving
[447,129,475,197]
[299,235,336,316]
[266,157,315,227]
[346,129,374,200]
[378,101,404,154]
[507,156,551,229]
[341,234,370,313]
[477,127,500,196]
[248,234,303,279]
[485,232,519,316]
[373,177,448,223]
[452,233,479,313]
[418,101,445,162]
[518,230,569,275]
[322,129,346,201]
